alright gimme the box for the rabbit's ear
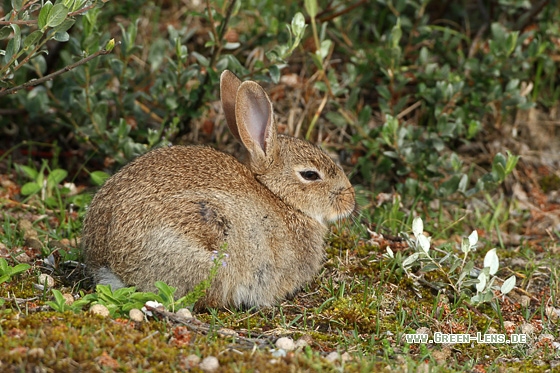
[220,70,243,141]
[235,81,277,164]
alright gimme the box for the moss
[540,174,560,193]
[0,275,37,300]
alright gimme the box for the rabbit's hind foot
[95,266,127,290]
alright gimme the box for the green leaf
[0,258,8,274]
[421,263,439,272]
[493,162,506,182]
[269,65,280,84]
[0,26,13,40]
[52,289,66,305]
[46,3,69,28]
[52,18,75,34]
[71,0,88,12]
[483,248,499,276]
[23,30,43,48]
[506,31,519,56]
[457,261,474,284]
[48,169,67,186]
[38,2,53,30]
[16,164,38,180]
[11,0,23,11]
[402,253,419,268]
[291,12,306,39]
[390,18,402,49]
[4,25,21,64]
[21,182,41,196]
[501,275,516,295]
[304,0,318,18]
[505,151,520,174]
[318,39,332,61]
[53,32,69,42]
[10,263,30,275]
[458,174,468,193]
[191,52,209,67]
[448,257,461,273]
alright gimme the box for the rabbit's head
[220,71,355,225]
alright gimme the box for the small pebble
[538,333,554,343]
[325,351,339,363]
[270,349,287,358]
[275,337,295,351]
[18,219,36,239]
[520,323,536,336]
[294,337,309,349]
[218,328,238,337]
[199,356,219,372]
[38,274,54,288]
[341,352,351,362]
[48,240,66,250]
[519,295,531,307]
[176,308,193,319]
[545,307,559,321]
[14,251,31,263]
[27,347,45,360]
[24,237,43,251]
[129,308,144,323]
[432,348,451,365]
[503,321,515,331]
[182,354,201,368]
[90,304,110,317]
[416,327,430,336]
[62,293,74,305]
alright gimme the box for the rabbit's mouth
[308,186,356,225]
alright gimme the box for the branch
[0,3,96,25]
[0,45,117,97]
[515,0,549,31]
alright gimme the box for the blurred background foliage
[0,0,558,218]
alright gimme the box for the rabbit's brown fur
[82,71,355,308]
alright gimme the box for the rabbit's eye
[300,171,321,181]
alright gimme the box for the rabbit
[81,70,356,309]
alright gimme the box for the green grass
[0,184,559,371]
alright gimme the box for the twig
[397,100,422,120]
[146,305,275,350]
[1,296,40,304]
[0,46,116,97]
[515,0,549,31]
[0,19,36,25]
[305,92,329,140]
[317,0,368,23]
[0,197,58,214]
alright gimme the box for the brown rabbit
[82,70,356,308]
